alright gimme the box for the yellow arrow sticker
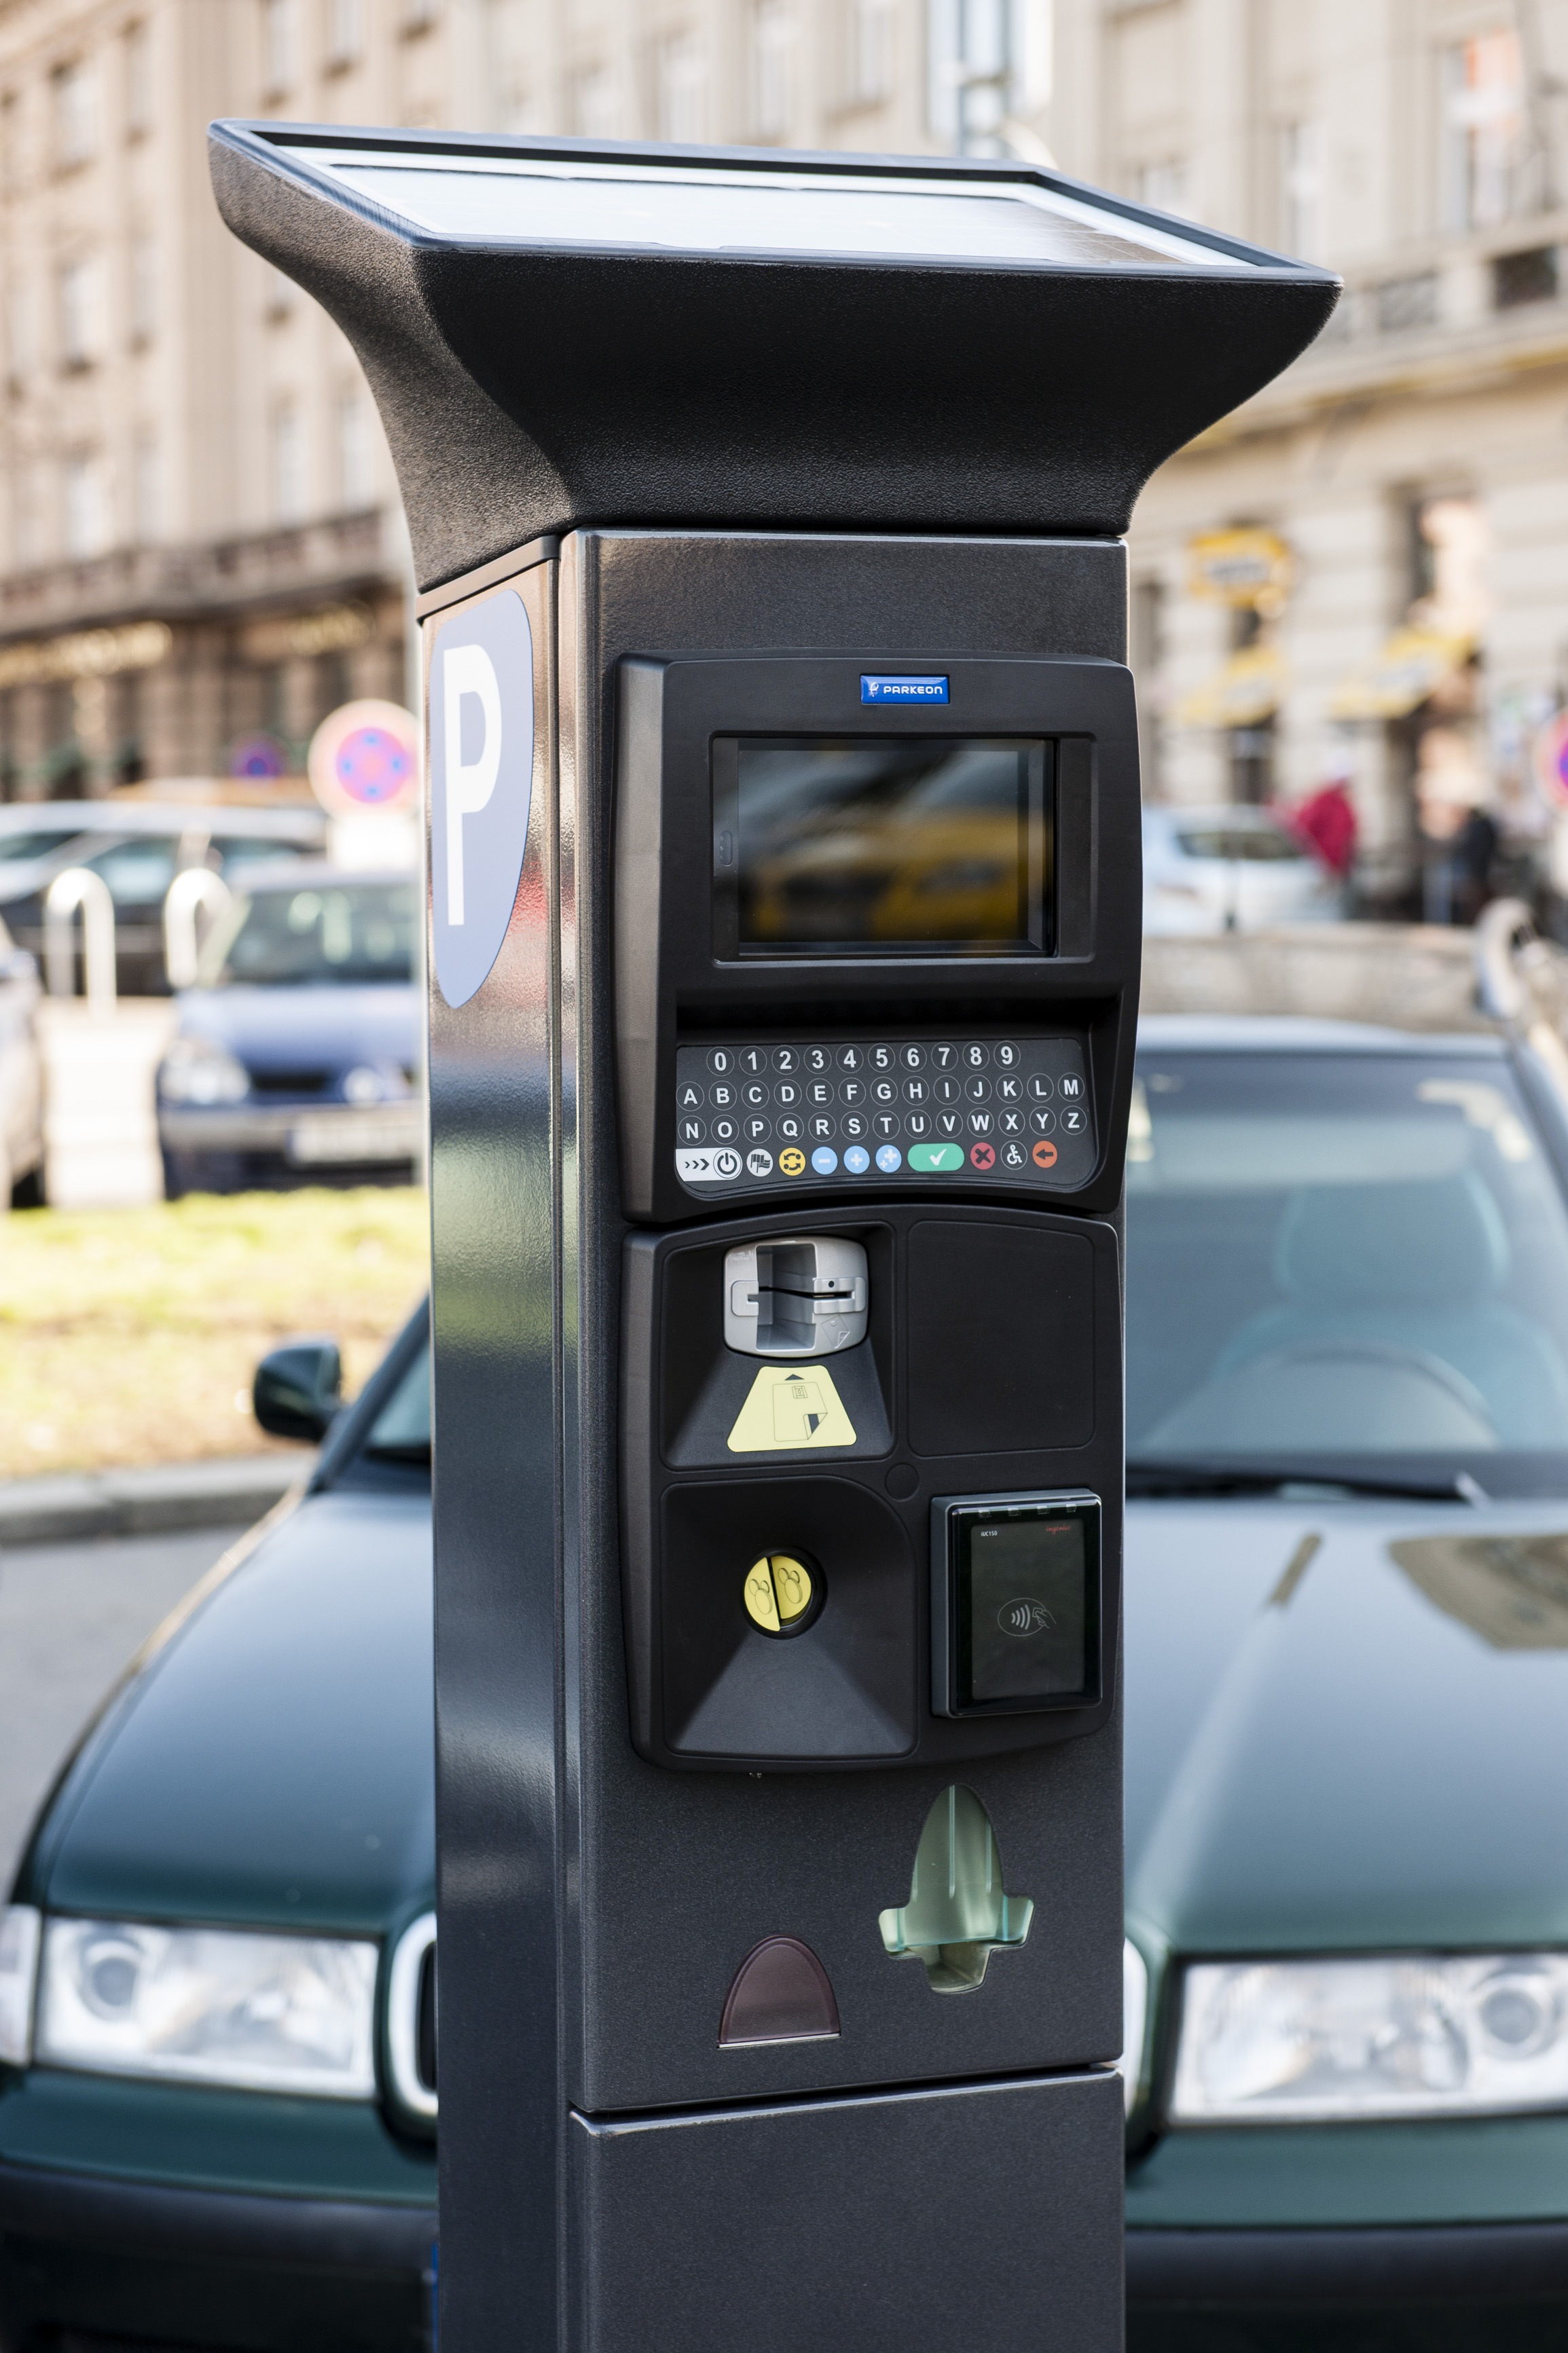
[727,1363,858,1454]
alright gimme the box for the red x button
[970,1141,996,1171]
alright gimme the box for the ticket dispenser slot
[725,1237,869,1357]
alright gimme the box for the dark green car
[0,1310,435,2353]
[11,918,1568,2351]
[1124,973,1568,2349]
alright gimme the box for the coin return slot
[742,1551,822,1637]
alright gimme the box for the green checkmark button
[909,1141,965,1172]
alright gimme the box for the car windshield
[0,828,86,865]
[363,1340,430,1466]
[1173,826,1305,863]
[82,836,183,905]
[1126,1050,1568,1483]
[197,881,416,986]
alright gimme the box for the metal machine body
[209,121,1338,2353]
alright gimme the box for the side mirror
[253,1335,342,1443]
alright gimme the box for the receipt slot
[211,120,1335,2353]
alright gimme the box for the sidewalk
[0,1452,314,1546]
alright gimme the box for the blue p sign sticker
[429,589,533,1010]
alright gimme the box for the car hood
[174,984,419,1071]
[1126,1496,1568,1956]
[26,1488,433,1936]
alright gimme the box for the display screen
[714,736,1052,957]
[957,1506,1095,1707]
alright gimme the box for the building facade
[1046,0,1568,903]
[0,0,1053,799]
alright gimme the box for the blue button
[861,673,949,705]
[843,1144,870,1174]
[875,1143,902,1172]
[811,1146,838,1174]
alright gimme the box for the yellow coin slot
[743,1558,782,1634]
[769,1553,814,1624]
[742,1552,818,1636]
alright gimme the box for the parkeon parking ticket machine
[212,122,1334,2353]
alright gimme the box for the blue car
[157,865,422,1196]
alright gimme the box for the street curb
[0,1453,316,1547]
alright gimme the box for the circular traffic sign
[1535,711,1568,812]
[307,698,420,819]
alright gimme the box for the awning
[1173,643,1288,729]
[1329,627,1474,721]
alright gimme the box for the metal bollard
[163,867,232,990]
[44,868,116,1010]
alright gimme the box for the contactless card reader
[724,1236,869,1357]
[932,1492,1103,1719]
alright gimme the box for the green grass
[0,1189,429,1479]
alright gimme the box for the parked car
[1143,804,1343,935]
[1124,912,1568,2347]
[0,908,42,1206]
[16,911,1568,2350]
[0,801,325,996]
[0,1308,435,2353]
[157,863,421,1196]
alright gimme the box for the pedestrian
[1294,758,1358,878]
[1292,755,1358,914]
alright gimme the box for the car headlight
[35,1918,378,2098]
[1172,1954,1568,2123]
[159,1035,250,1107]
[1119,1939,1148,2119]
[0,1905,40,2064]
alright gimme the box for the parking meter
[211,122,1334,2353]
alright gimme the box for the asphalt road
[0,1524,249,1896]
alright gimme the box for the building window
[129,235,157,345]
[6,278,31,387]
[1444,29,1525,232]
[262,0,299,100]
[1281,121,1321,259]
[124,21,152,137]
[928,0,1042,156]
[64,452,111,559]
[653,31,706,144]
[264,264,295,322]
[1493,244,1558,308]
[53,59,98,168]
[338,384,375,507]
[571,65,618,139]
[1376,271,1440,334]
[1131,577,1166,797]
[12,467,41,568]
[1,91,20,194]
[271,402,306,524]
[752,0,797,140]
[58,257,103,369]
[845,0,894,109]
[134,431,160,541]
[1137,159,1188,217]
[326,0,365,71]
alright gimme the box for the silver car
[1143,805,1344,936]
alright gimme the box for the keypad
[674,1037,1094,1195]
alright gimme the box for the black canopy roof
[209,122,1338,594]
